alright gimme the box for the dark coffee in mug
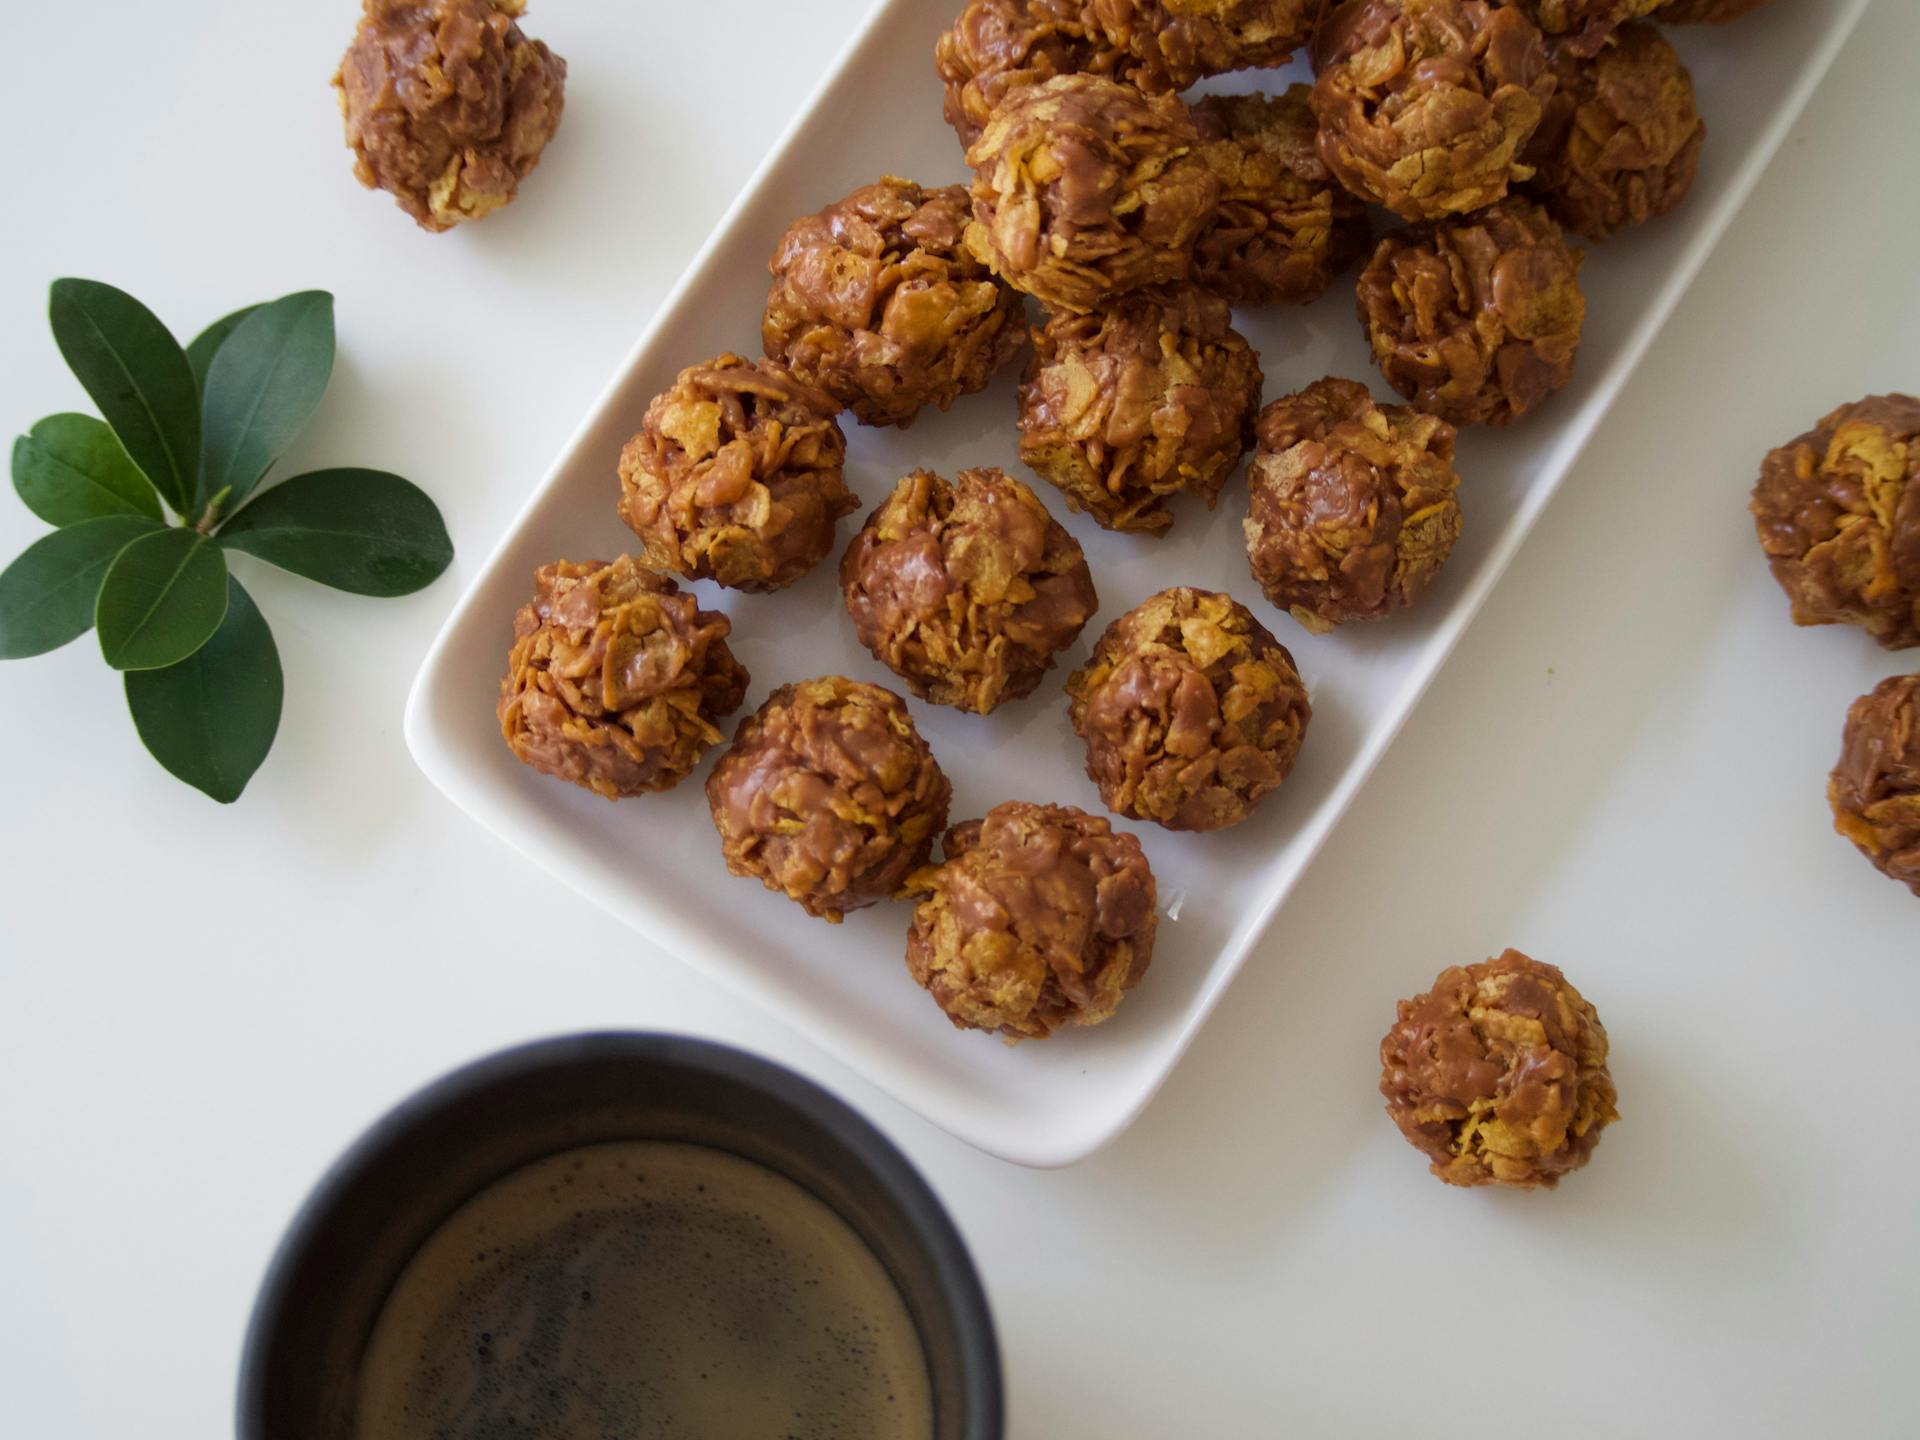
[353,1141,935,1439]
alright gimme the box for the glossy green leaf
[95,528,229,671]
[218,467,453,597]
[185,303,262,392]
[126,576,282,803]
[0,515,163,659]
[198,291,335,514]
[12,413,163,526]
[48,278,199,517]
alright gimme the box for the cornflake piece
[1066,587,1311,831]
[1750,394,1920,650]
[334,0,565,232]
[1310,0,1553,222]
[1190,89,1373,308]
[1356,197,1586,427]
[1380,949,1620,1189]
[1246,377,1463,633]
[1019,286,1263,534]
[1829,674,1920,897]
[498,558,747,800]
[705,678,951,922]
[763,177,1026,429]
[617,354,855,593]
[1504,0,1660,53]
[905,802,1158,1040]
[965,74,1220,314]
[841,468,1098,714]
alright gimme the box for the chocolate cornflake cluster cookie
[1246,378,1463,633]
[1657,0,1773,22]
[936,0,1134,147]
[1356,198,1586,427]
[334,0,565,233]
[965,74,1220,315]
[1310,0,1553,223]
[905,802,1158,1040]
[498,558,748,800]
[1380,949,1619,1190]
[1066,587,1312,830]
[841,468,1098,714]
[617,354,855,593]
[763,177,1026,429]
[1829,674,1920,897]
[706,678,951,922]
[1019,286,1263,534]
[1085,0,1322,90]
[1189,90,1373,308]
[1749,394,1920,650]
[1504,0,1659,51]
[1523,23,1704,241]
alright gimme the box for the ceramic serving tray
[406,0,1872,1167]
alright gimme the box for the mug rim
[236,1030,1003,1438]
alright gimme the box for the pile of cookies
[479,0,1815,1190]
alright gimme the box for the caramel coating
[497,558,748,800]
[617,354,855,593]
[1504,0,1659,50]
[905,802,1158,1040]
[1750,395,1920,651]
[936,0,1136,147]
[1356,198,1586,427]
[1829,675,1920,897]
[1246,378,1463,633]
[1084,0,1322,90]
[1066,587,1311,831]
[841,468,1098,714]
[705,678,951,922]
[1018,286,1263,534]
[1190,89,1373,308]
[964,74,1221,315]
[1658,0,1773,21]
[1310,0,1552,223]
[1522,24,1704,241]
[763,177,1027,429]
[333,0,565,233]
[1380,949,1619,1190]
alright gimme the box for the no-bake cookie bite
[1749,394,1920,651]
[1066,587,1312,831]
[1829,674,1920,897]
[1657,0,1775,22]
[1356,197,1587,427]
[1310,0,1553,223]
[1380,949,1619,1189]
[334,0,565,232]
[841,468,1098,714]
[1504,0,1660,52]
[705,678,952,922]
[1245,377,1463,633]
[1084,0,1322,91]
[498,558,748,799]
[1189,89,1373,308]
[1523,23,1704,241]
[617,354,856,593]
[964,73,1221,314]
[936,0,1135,147]
[1018,286,1263,534]
[905,801,1158,1040]
[763,177,1027,429]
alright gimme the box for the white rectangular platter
[406,0,1871,1167]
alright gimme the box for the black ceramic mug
[238,1032,1002,1439]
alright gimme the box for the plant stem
[194,485,233,535]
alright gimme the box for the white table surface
[2,1,1915,1435]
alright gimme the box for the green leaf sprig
[2,280,454,802]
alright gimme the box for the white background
[1,1,1914,1435]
